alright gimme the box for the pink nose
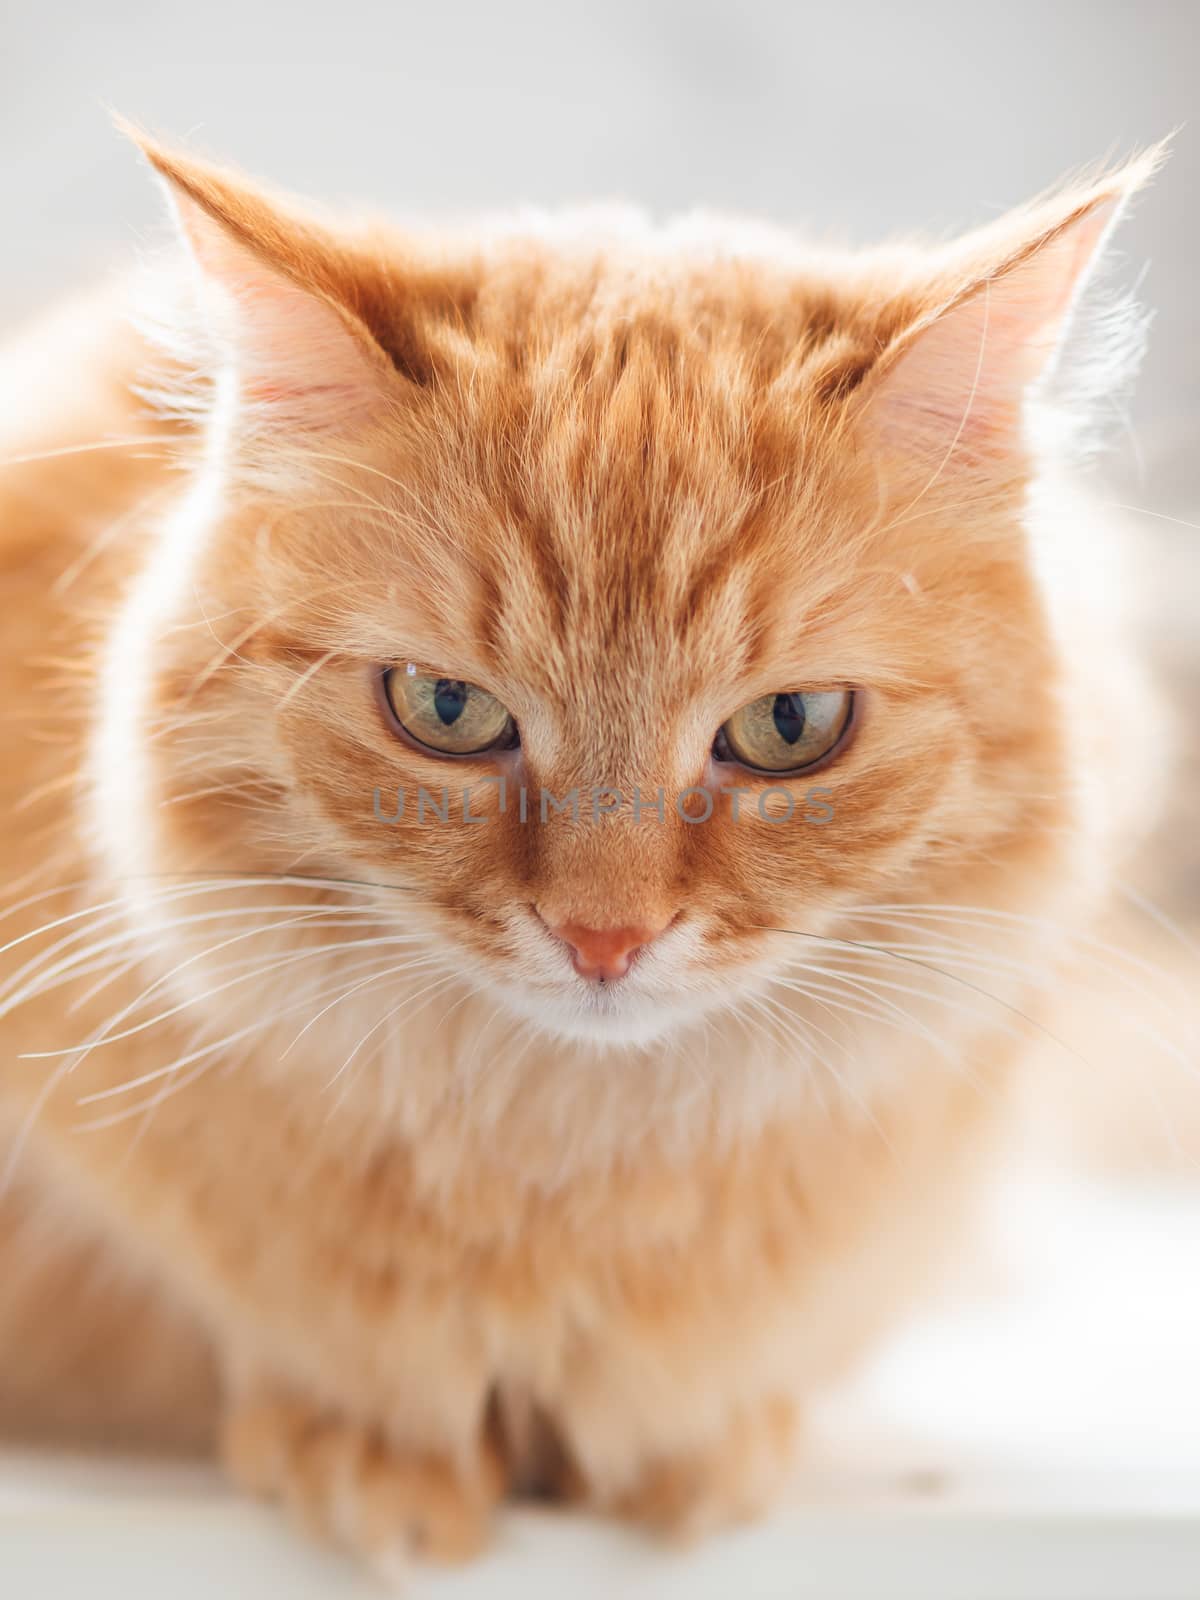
[549,920,666,982]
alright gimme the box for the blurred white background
[2,0,1196,500]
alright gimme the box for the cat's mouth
[498,975,705,1048]
[465,907,724,1048]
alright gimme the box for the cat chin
[487,978,707,1051]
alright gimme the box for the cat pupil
[434,679,468,726]
[772,694,806,745]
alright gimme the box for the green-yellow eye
[716,689,853,774]
[382,665,518,756]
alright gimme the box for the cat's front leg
[220,1380,506,1579]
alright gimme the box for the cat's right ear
[122,120,401,434]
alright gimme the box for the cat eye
[714,689,854,774]
[381,665,518,756]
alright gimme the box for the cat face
[124,138,1151,1048]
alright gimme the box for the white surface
[4,1172,1200,1596]
[5,1499,1200,1600]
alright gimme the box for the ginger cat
[0,130,1170,1571]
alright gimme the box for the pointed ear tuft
[855,146,1165,476]
[120,121,397,434]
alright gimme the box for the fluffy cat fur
[0,130,1171,1567]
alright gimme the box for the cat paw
[221,1391,503,1576]
[612,1396,797,1540]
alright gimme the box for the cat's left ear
[125,122,403,434]
[855,148,1165,474]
